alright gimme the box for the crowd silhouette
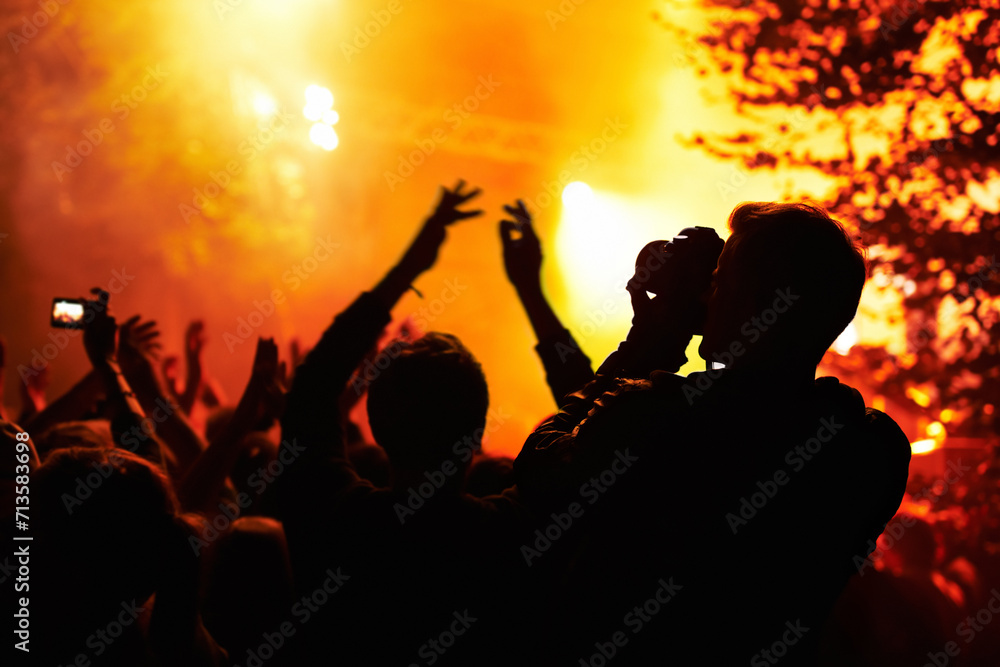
[4,180,999,666]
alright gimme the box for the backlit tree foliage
[660,0,1000,438]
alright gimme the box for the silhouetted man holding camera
[515,202,911,665]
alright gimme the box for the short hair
[34,447,177,601]
[725,202,867,363]
[366,332,488,470]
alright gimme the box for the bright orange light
[309,122,338,151]
[906,386,932,408]
[910,438,938,455]
[940,409,954,422]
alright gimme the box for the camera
[51,298,86,328]
[630,227,723,335]
[50,292,109,329]
[632,226,723,296]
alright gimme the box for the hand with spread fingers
[500,199,544,297]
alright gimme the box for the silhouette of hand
[185,320,206,359]
[162,355,181,397]
[117,315,163,391]
[236,337,286,430]
[500,199,543,294]
[398,180,483,278]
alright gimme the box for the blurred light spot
[910,438,937,455]
[562,181,594,209]
[831,322,858,355]
[926,421,945,437]
[906,386,931,408]
[303,104,322,121]
[309,122,338,151]
[322,109,340,125]
[252,92,277,117]
[304,84,333,111]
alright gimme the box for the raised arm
[178,320,205,414]
[277,181,483,538]
[80,289,165,468]
[178,337,283,514]
[500,200,594,405]
[116,315,206,478]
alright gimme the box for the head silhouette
[35,447,177,602]
[366,332,488,473]
[700,202,866,370]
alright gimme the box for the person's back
[515,202,911,664]
[275,183,534,665]
[534,368,909,665]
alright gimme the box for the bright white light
[304,85,334,111]
[303,104,322,121]
[251,92,277,117]
[831,322,858,355]
[562,181,594,209]
[309,122,339,151]
[322,109,340,125]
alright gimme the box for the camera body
[51,298,86,328]
[51,294,107,329]
[631,226,723,335]
[633,227,723,295]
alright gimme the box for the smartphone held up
[51,298,86,329]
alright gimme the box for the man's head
[35,446,177,605]
[367,332,488,472]
[700,202,866,369]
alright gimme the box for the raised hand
[185,320,206,360]
[179,320,206,414]
[81,288,116,368]
[500,199,543,295]
[398,180,483,278]
[235,337,286,430]
[162,355,181,399]
[117,315,163,383]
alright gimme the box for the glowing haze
[1,0,856,456]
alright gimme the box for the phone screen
[51,298,85,328]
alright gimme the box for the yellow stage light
[309,122,339,151]
[322,109,340,125]
[303,104,322,121]
[910,438,937,455]
[251,91,277,117]
[562,181,594,209]
[304,84,333,111]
